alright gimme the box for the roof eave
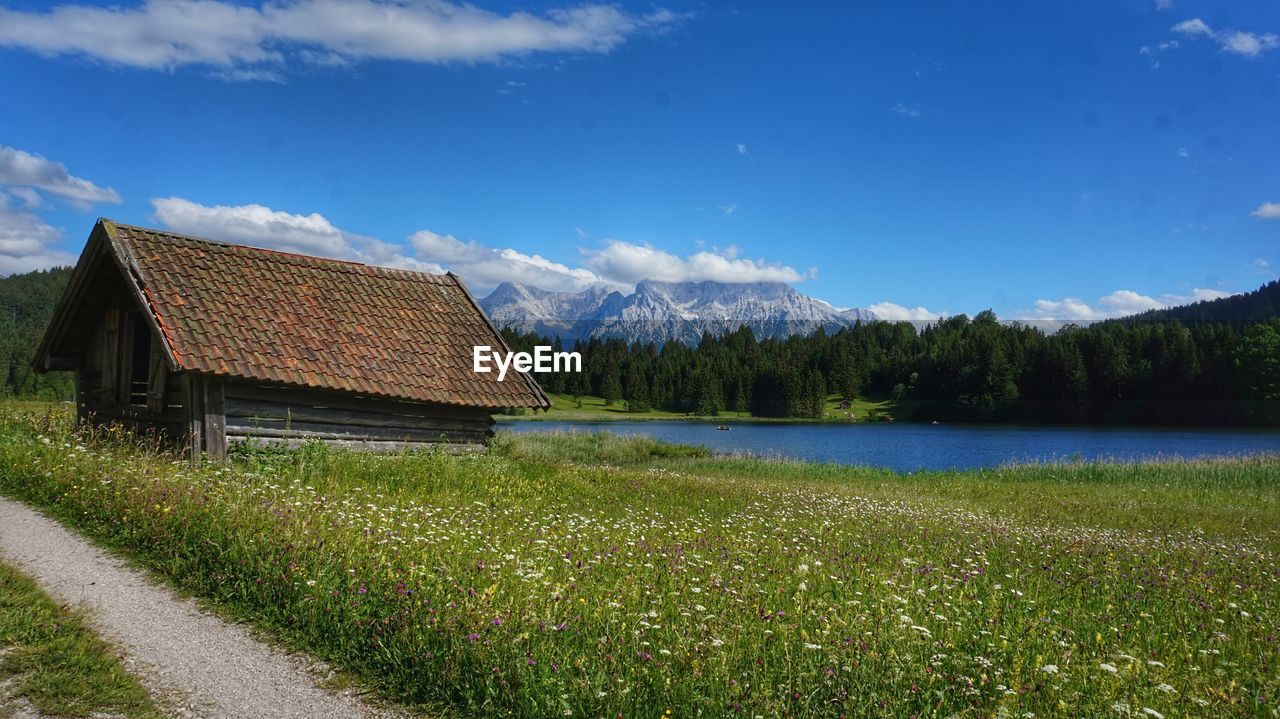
[447,271,552,410]
[33,220,111,372]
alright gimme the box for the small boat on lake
[716,424,731,431]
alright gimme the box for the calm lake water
[500,420,1280,472]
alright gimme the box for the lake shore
[499,418,1280,472]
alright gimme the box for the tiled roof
[102,220,548,409]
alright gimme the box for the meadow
[501,392,897,422]
[0,408,1276,718]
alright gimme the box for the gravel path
[0,496,410,719]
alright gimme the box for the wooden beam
[99,309,120,407]
[42,354,83,371]
[147,342,168,414]
[225,423,491,444]
[203,378,226,462]
[227,436,485,454]
[186,374,204,459]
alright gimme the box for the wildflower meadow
[0,409,1276,717]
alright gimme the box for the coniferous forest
[0,267,74,400]
[504,282,1280,426]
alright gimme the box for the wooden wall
[222,382,495,453]
[76,308,189,440]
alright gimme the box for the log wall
[222,382,494,453]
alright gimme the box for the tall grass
[0,407,1276,717]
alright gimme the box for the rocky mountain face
[480,280,877,345]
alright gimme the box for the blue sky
[1,0,1277,320]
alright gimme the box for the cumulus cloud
[0,146,121,206]
[1171,17,1278,58]
[409,229,603,293]
[146,192,825,294]
[150,197,434,271]
[0,145,121,275]
[148,197,814,295]
[866,302,943,321]
[1026,287,1235,321]
[0,197,76,274]
[1250,202,1280,220]
[0,0,684,78]
[582,239,813,287]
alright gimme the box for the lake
[500,420,1280,472]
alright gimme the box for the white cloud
[149,197,816,294]
[1221,30,1279,57]
[867,302,943,321]
[1176,146,1190,159]
[1026,287,1236,321]
[717,204,737,215]
[154,197,358,257]
[0,197,76,274]
[1171,18,1212,37]
[408,229,603,293]
[0,145,121,275]
[8,187,41,208]
[1171,18,1278,58]
[1154,0,1174,10]
[1250,258,1271,275]
[150,197,434,271]
[1140,39,1180,67]
[582,239,813,286]
[0,146,121,206]
[1250,202,1280,219]
[889,102,922,118]
[0,0,684,78]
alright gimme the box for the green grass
[505,392,899,422]
[0,406,1277,718]
[0,560,162,719]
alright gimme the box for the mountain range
[479,280,876,345]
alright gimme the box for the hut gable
[36,219,550,457]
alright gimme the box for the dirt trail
[0,497,408,719]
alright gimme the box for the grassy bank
[500,392,898,423]
[0,409,1276,717]
[0,560,162,718]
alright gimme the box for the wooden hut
[34,219,550,458]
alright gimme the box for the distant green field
[0,406,1276,718]
[505,392,899,422]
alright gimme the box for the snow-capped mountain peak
[479,280,877,344]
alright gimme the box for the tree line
[3,265,1278,425]
[0,267,74,400]
[502,311,1280,425]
